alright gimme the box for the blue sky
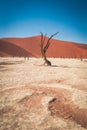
[0,0,87,43]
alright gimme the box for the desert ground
[0,57,87,130]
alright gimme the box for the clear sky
[0,0,87,43]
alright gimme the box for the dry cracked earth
[0,57,87,130]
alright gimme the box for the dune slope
[0,36,87,58]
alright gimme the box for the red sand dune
[0,36,87,58]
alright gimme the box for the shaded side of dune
[0,39,35,57]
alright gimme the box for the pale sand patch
[6,89,34,102]
[41,96,55,106]
[72,90,87,109]
[0,89,34,110]
[0,58,87,90]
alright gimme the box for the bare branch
[43,33,47,44]
[40,32,43,45]
[47,32,59,44]
[43,32,59,53]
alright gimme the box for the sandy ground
[0,57,87,130]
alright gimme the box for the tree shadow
[51,65,87,69]
[51,65,59,67]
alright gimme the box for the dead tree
[40,32,58,66]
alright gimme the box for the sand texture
[0,57,87,130]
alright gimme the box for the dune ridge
[0,36,87,58]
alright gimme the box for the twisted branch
[40,32,58,66]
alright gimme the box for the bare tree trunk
[40,32,58,66]
[43,50,51,66]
